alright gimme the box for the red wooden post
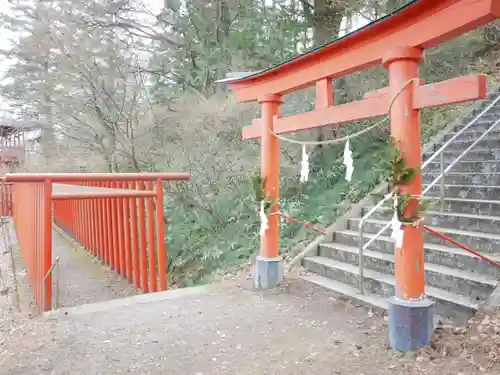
[254,94,284,289]
[117,185,125,276]
[43,179,52,311]
[105,181,113,266]
[123,181,133,283]
[383,46,433,350]
[137,181,149,292]
[155,179,167,291]
[85,183,91,251]
[129,181,140,289]
[383,46,426,301]
[145,181,157,292]
[315,79,333,108]
[97,182,105,262]
[111,181,119,271]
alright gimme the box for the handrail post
[55,257,60,309]
[440,151,445,212]
[358,220,365,295]
[42,256,60,311]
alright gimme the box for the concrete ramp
[1,279,394,375]
[2,220,139,313]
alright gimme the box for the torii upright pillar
[254,94,284,290]
[383,46,433,350]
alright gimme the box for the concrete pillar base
[388,296,434,351]
[253,256,284,290]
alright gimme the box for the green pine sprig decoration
[380,137,432,227]
[249,171,277,214]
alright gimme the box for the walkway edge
[43,284,215,318]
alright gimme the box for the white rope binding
[343,138,354,182]
[259,200,269,236]
[389,194,404,248]
[300,144,309,183]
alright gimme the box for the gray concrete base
[388,296,434,351]
[254,255,284,290]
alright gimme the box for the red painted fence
[3,173,190,311]
[10,180,52,311]
[0,181,13,216]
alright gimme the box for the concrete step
[424,161,500,174]
[477,104,500,114]
[302,95,500,324]
[423,149,500,163]
[454,118,499,133]
[321,238,500,280]
[444,129,500,142]
[365,207,500,233]
[459,111,500,124]
[473,112,500,121]
[432,137,500,152]
[347,217,500,254]
[426,196,500,216]
[369,196,500,216]
[423,184,500,200]
[302,257,480,323]
[335,221,498,257]
[317,241,498,299]
[300,273,389,311]
[423,172,500,186]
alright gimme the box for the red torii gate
[221,0,499,351]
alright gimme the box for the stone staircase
[301,88,500,324]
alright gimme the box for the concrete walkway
[0,219,138,312]
[52,227,138,308]
[1,222,498,374]
[1,277,494,375]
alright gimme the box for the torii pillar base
[388,297,434,351]
[383,46,434,351]
[254,255,284,290]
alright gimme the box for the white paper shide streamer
[259,200,269,236]
[389,194,404,248]
[343,138,354,182]
[300,144,309,183]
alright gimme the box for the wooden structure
[221,0,499,350]
[0,124,26,168]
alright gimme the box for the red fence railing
[9,180,52,311]
[0,181,13,216]
[4,172,191,311]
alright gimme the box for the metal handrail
[42,256,60,311]
[357,91,500,294]
[422,117,500,196]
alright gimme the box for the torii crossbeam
[220,0,499,351]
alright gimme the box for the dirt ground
[1,273,499,375]
[1,219,500,374]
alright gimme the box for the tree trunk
[36,1,55,158]
[313,0,345,46]
[386,0,402,12]
[312,0,347,147]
